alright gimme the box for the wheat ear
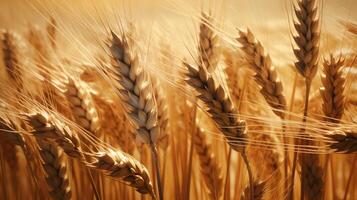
[65,78,100,135]
[293,0,320,81]
[291,0,321,198]
[152,78,169,150]
[198,13,220,72]
[327,130,357,153]
[184,62,246,151]
[110,31,162,200]
[37,140,72,200]
[223,49,243,105]
[340,20,357,36]
[184,62,255,199]
[320,55,345,122]
[1,30,23,90]
[46,17,57,50]
[26,113,156,197]
[26,26,52,80]
[110,31,159,144]
[38,81,74,200]
[194,126,223,200]
[92,94,136,154]
[237,29,286,118]
[0,118,27,150]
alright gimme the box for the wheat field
[0,0,356,199]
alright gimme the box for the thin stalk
[0,152,8,200]
[300,79,312,200]
[290,79,311,200]
[171,134,180,199]
[282,121,288,197]
[287,73,298,200]
[86,168,101,200]
[161,151,167,192]
[223,148,232,200]
[234,154,243,200]
[343,155,357,200]
[330,157,336,199]
[184,132,194,200]
[150,143,163,200]
[241,151,254,200]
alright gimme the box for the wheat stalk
[194,126,223,200]
[237,29,286,119]
[25,113,156,198]
[291,0,321,198]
